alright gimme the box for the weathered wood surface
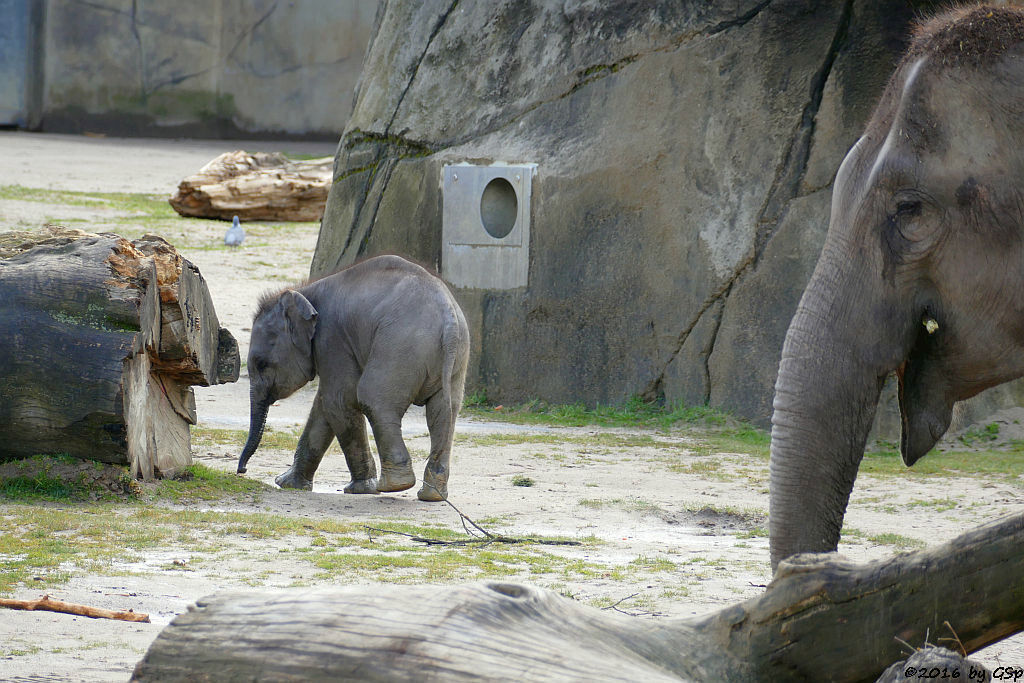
[169,150,332,222]
[0,226,239,478]
[133,512,1024,682]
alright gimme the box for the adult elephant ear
[281,290,318,351]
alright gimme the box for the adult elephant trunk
[237,394,270,474]
[768,243,906,570]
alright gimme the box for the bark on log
[133,512,1024,682]
[0,226,239,478]
[168,150,331,222]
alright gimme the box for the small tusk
[923,317,939,335]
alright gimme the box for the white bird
[224,215,245,247]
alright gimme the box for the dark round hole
[480,177,518,239]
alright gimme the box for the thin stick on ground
[0,594,150,623]
[366,487,580,547]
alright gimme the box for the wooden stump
[168,150,332,222]
[133,511,1024,681]
[0,226,239,478]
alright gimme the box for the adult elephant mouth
[897,311,955,467]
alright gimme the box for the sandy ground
[1,131,1023,680]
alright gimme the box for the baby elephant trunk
[237,398,270,474]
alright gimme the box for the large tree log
[133,512,1024,682]
[169,151,332,222]
[0,226,239,478]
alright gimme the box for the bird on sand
[224,215,245,247]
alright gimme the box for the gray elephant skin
[236,255,470,502]
[770,6,1024,568]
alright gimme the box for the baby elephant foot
[343,478,379,495]
[376,464,415,493]
[275,468,313,490]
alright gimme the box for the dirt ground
[1,131,1023,681]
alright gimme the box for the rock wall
[313,0,1021,429]
[33,0,378,138]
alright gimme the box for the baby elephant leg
[276,394,333,490]
[332,405,379,495]
[418,390,457,502]
[357,367,415,493]
[364,411,415,492]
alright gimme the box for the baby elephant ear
[281,290,318,349]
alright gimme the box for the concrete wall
[12,0,379,139]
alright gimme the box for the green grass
[861,444,1024,478]
[0,474,96,501]
[511,474,535,487]
[192,426,302,453]
[868,532,926,550]
[152,464,270,502]
[0,499,614,594]
[0,455,137,502]
[0,185,321,250]
[959,422,1001,447]
[577,497,663,514]
[464,395,742,430]
[462,396,771,460]
[0,185,176,220]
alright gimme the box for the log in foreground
[169,150,332,222]
[0,226,239,478]
[133,512,1024,682]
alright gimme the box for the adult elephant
[769,6,1024,569]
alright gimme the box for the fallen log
[133,511,1024,682]
[0,594,150,623]
[0,226,239,478]
[168,150,331,222]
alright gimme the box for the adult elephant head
[769,6,1024,569]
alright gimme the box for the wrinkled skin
[237,255,470,502]
[769,9,1024,569]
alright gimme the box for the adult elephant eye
[896,199,922,218]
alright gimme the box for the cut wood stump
[0,226,239,479]
[132,511,1024,682]
[169,150,332,222]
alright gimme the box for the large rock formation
[313,0,1020,429]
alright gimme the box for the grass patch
[151,463,270,502]
[628,555,676,572]
[735,526,769,539]
[511,474,535,487]
[861,444,1024,478]
[456,431,670,451]
[0,185,176,220]
[577,497,663,514]
[192,426,301,453]
[959,422,1000,447]
[868,532,926,550]
[0,185,321,249]
[0,455,138,502]
[464,395,738,430]
[0,496,609,595]
[462,396,770,458]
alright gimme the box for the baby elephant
[236,255,470,502]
